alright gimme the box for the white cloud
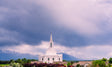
[35,0,112,36]
[0,41,49,56]
[1,41,112,60]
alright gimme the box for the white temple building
[39,34,63,63]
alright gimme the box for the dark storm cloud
[0,0,89,47]
[0,0,112,47]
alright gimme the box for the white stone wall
[39,54,63,63]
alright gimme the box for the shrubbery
[23,63,66,67]
[92,59,106,67]
[10,62,23,67]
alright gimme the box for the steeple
[50,33,53,48]
[50,33,53,42]
[46,33,57,55]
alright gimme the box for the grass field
[0,64,10,67]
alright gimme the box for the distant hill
[0,50,82,61]
[62,53,82,61]
[0,50,38,60]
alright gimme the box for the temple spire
[50,33,53,48]
[50,33,53,42]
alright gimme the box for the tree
[96,64,99,67]
[22,58,27,64]
[63,60,67,62]
[15,59,23,64]
[10,59,15,63]
[76,64,81,67]
[30,59,38,61]
[108,63,111,67]
[0,60,10,64]
[92,60,106,67]
[71,61,74,65]
[27,59,31,63]
[67,62,71,67]
[101,58,107,62]
[109,58,112,64]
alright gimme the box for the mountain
[0,50,82,61]
[62,53,82,61]
[0,50,38,60]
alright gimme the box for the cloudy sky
[0,0,112,60]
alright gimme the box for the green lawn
[0,64,10,66]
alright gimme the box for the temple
[39,34,63,63]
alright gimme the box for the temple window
[53,58,54,60]
[48,58,50,60]
[50,43,52,47]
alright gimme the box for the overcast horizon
[0,0,112,60]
